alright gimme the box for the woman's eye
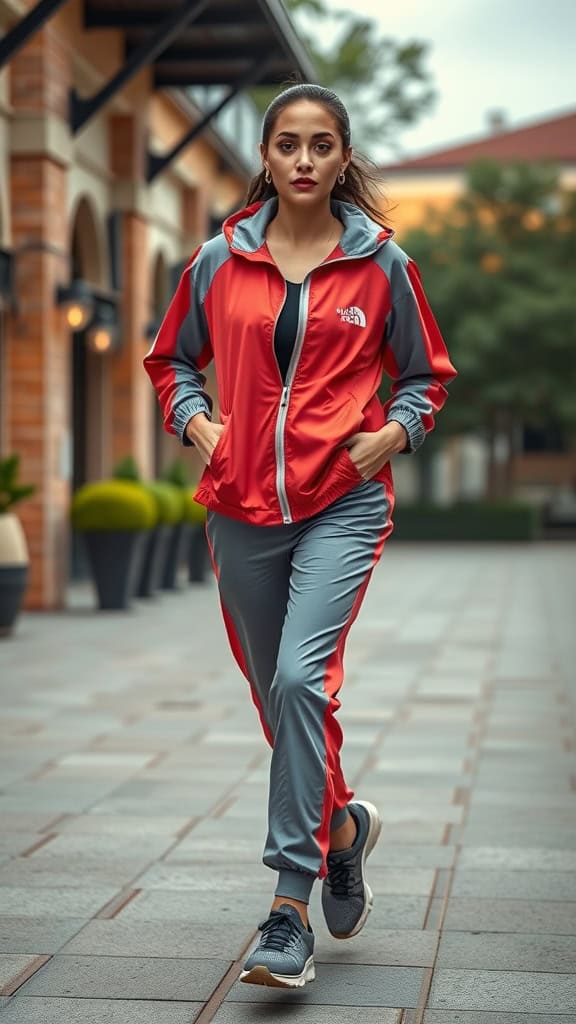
[279,143,294,152]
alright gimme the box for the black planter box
[0,565,28,637]
[189,524,209,582]
[138,524,171,598]
[82,530,147,610]
[161,522,191,591]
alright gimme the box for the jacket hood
[223,197,394,261]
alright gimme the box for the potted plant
[0,454,35,637]
[185,487,209,583]
[147,480,186,591]
[71,480,156,610]
[112,456,166,599]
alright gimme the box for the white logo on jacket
[337,306,367,327]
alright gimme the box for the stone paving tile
[0,887,120,918]
[437,931,576,973]
[0,835,42,857]
[447,869,576,901]
[0,955,46,994]
[117,888,271,923]
[428,968,576,1014]
[427,897,576,934]
[0,919,88,955]
[59,919,255,959]
[48,814,192,836]
[0,997,204,1022]
[313,929,437,967]
[212,1007,401,1023]
[17,955,230,1000]
[0,860,151,889]
[457,846,576,871]
[225,964,425,1006]
[415,1015,565,1024]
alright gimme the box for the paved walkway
[1,541,575,1023]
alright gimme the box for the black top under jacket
[274,280,302,384]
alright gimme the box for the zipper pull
[281,386,290,408]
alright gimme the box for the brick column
[108,115,152,477]
[8,27,71,609]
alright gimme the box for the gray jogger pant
[205,479,393,903]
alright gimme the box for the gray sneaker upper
[321,802,370,935]
[243,903,314,976]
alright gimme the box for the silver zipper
[273,276,311,524]
[271,238,387,524]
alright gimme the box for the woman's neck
[268,197,340,247]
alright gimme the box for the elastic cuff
[173,398,212,447]
[275,869,316,904]
[330,804,351,831]
[386,407,426,453]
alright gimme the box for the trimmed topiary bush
[112,455,142,483]
[146,481,185,525]
[71,481,157,531]
[183,487,207,526]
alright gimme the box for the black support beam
[70,0,211,134]
[147,58,274,183]
[0,0,69,68]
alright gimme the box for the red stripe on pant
[204,522,275,747]
[314,477,395,879]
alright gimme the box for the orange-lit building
[0,0,314,609]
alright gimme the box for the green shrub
[147,481,185,524]
[183,488,207,525]
[392,501,541,542]
[161,458,190,489]
[71,481,157,531]
[0,454,36,513]
[112,455,141,482]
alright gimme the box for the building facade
[0,0,314,609]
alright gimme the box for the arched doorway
[69,197,107,577]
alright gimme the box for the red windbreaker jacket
[144,197,457,526]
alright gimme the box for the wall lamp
[56,279,95,331]
[86,297,119,355]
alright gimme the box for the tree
[403,161,576,498]
[253,0,436,158]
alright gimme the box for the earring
[264,167,272,184]
[338,170,346,185]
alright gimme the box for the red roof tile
[381,109,576,172]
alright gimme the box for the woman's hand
[185,413,226,466]
[345,421,408,480]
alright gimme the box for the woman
[144,83,456,989]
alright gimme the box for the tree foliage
[253,0,436,157]
[404,161,576,448]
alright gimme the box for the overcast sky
[322,0,575,161]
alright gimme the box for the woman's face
[261,100,351,207]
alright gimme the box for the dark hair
[246,84,390,226]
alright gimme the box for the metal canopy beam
[70,0,211,134]
[0,0,69,68]
[147,58,274,183]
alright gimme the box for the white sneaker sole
[329,798,382,940]
[239,955,316,988]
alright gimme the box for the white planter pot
[0,513,30,636]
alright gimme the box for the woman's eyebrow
[274,131,336,139]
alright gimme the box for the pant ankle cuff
[330,804,350,831]
[275,869,315,904]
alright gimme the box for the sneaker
[321,800,382,939]
[239,903,315,988]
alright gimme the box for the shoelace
[326,856,357,899]
[257,911,302,951]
